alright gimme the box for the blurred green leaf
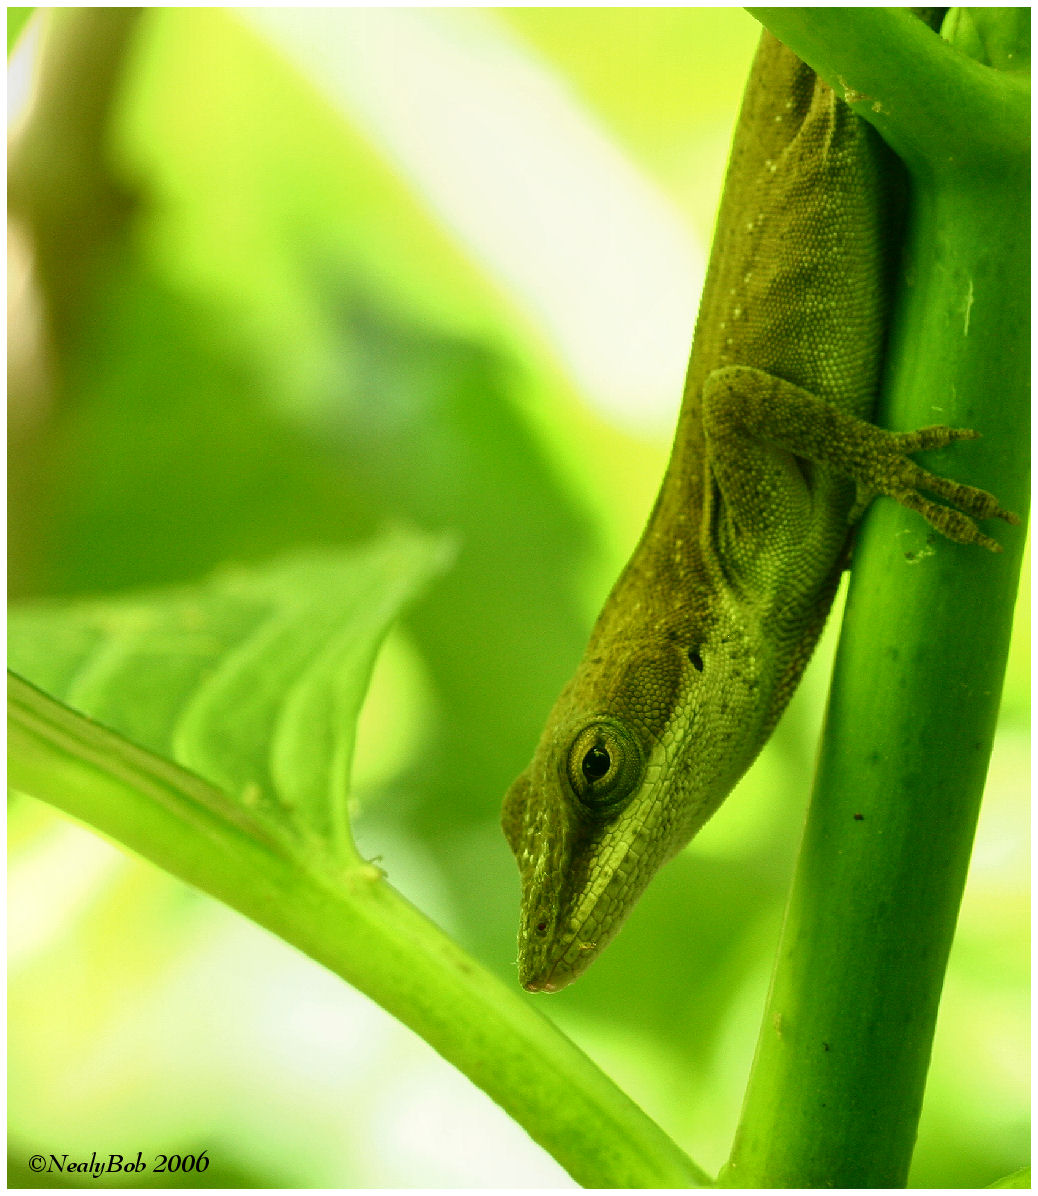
[9,533,453,870]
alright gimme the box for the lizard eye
[566,719,643,811]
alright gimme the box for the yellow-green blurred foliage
[8,8,1028,1187]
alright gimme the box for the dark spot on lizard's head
[688,646,705,671]
[853,812,864,821]
[535,921,547,934]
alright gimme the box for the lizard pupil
[582,745,611,783]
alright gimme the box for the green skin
[502,30,1017,994]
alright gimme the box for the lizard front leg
[701,364,1018,567]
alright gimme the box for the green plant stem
[8,674,710,1190]
[745,7,1029,167]
[723,12,1028,1188]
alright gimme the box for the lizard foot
[885,427,1020,552]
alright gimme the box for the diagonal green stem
[8,673,711,1189]
[723,10,1028,1188]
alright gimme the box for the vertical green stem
[722,104,1028,1188]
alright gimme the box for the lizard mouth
[519,932,595,993]
[523,976,560,994]
[522,971,567,995]
[518,948,565,993]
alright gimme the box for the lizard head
[502,621,762,992]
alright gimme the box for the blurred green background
[8,8,1028,1188]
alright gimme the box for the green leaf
[9,531,455,873]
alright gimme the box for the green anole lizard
[502,22,1018,993]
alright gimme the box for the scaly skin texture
[502,30,1017,993]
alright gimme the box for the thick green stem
[8,674,710,1190]
[746,7,1029,167]
[723,13,1028,1187]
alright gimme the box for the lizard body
[502,29,1016,992]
